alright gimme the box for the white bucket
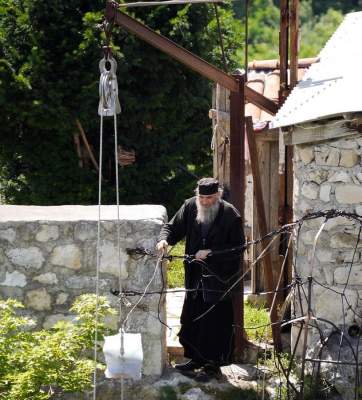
[103,332,143,380]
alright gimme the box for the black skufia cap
[197,177,219,195]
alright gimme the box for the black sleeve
[158,201,188,246]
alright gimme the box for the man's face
[197,193,220,208]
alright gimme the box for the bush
[0,294,116,400]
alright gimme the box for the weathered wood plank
[245,117,282,351]
[284,121,359,145]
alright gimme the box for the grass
[167,240,185,288]
[167,243,272,343]
[244,300,272,342]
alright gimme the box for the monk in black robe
[157,177,244,381]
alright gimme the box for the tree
[0,0,243,213]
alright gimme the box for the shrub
[0,294,116,400]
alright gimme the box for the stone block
[331,233,362,249]
[339,150,359,167]
[142,338,165,376]
[328,171,352,183]
[100,241,128,278]
[298,146,314,164]
[356,205,362,216]
[33,272,58,285]
[316,249,334,263]
[334,265,362,285]
[26,288,52,310]
[0,271,27,287]
[316,147,340,166]
[50,244,81,270]
[74,222,97,241]
[335,184,362,204]
[56,292,69,305]
[0,228,16,243]
[36,225,59,242]
[6,247,44,269]
[324,216,355,231]
[301,182,319,200]
[43,314,74,329]
[308,170,328,185]
[314,286,357,326]
[319,184,331,202]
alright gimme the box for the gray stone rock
[298,146,315,164]
[56,292,69,305]
[0,228,16,243]
[320,184,331,202]
[6,247,44,269]
[180,388,211,400]
[99,240,128,278]
[65,276,111,290]
[339,150,359,167]
[36,225,59,242]
[25,288,52,310]
[308,169,328,184]
[0,271,27,287]
[335,184,362,204]
[330,233,362,249]
[301,182,319,200]
[33,272,58,285]
[50,244,81,270]
[316,249,334,263]
[43,313,74,329]
[74,222,97,241]
[334,264,362,285]
[328,171,352,183]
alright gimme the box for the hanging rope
[93,53,121,400]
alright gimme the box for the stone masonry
[0,205,168,376]
[292,134,362,398]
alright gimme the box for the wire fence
[115,209,362,399]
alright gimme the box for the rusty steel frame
[105,2,278,115]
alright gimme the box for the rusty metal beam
[230,73,245,360]
[289,0,299,89]
[279,0,289,102]
[245,116,282,352]
[106,3,278,115]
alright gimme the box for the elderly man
[157,177,244,381]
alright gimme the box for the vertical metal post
[279,0,289,103]
[290,0,299,89]
[230,73,245,360]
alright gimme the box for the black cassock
[158,196,244,365]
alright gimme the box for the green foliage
[0,0,244,213]
[244,300,272,342]
[204,386,266,400]
[167,240,185,288]
[159,385,178,400]
[0,0,357,212]
[299,3,344,58]
[0,294,116,400]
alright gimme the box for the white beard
[196,198,221,224]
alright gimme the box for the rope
[94,54,121,400]
[93,107,104,400]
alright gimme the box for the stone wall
[292,133,362,398]
[0,205,168,376]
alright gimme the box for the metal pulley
[98,56,121,117]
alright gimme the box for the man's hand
[156,240,168,254]
[195,249,211,260]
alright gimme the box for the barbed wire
[117,209,362,399]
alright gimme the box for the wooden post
[245,117,282,352]
[230,73,245,360]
